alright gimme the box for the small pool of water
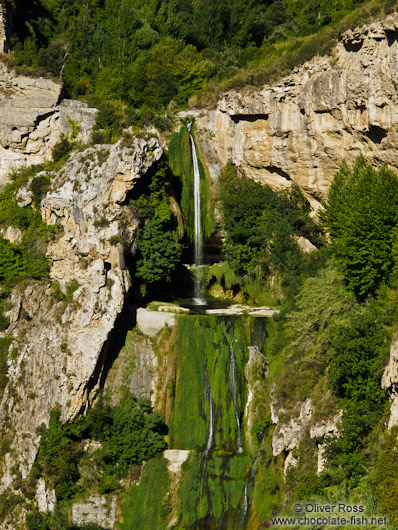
[175,297,233,314]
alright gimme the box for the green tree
[219,162,321,287]
[322,157,398,297]
[96,395,168,473]
[136,219,182,284]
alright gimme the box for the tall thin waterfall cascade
[187,122,206,305]
[228,324,244,453]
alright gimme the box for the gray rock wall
[195,13,398,210]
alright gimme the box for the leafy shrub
[0,312,9,332]
[84,394,168,474]
[37,408,84,500]
[0,165,62,285]
[0,338,11,395]
[65,279,79,298]
[130,162,183,290]
[93,217,110,228]
[30,174,51,206]
[36,394,168,501]
[52,135,72,162]
[219,162,323,294]
[135,219,182,284]
[324,292,392,481]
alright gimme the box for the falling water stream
[237,428,268,529]
[227,323,243,453]
[203,368,215,458]
[187,121,206,305]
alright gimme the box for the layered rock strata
[0,136,162,505]
[0,63,97,186]
[195,13,398,209]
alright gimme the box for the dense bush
[324,293,392,481]
[84,394,168,474]
[0,166,63,285]
[0,338,11,396]
[219,162,323,292]
[36,393,167,501]
[130,162,183,290]
[37,409,84,500]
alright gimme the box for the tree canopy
[322,156,398,297]
[9,0,386,129]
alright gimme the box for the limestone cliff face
[0,63,97,186]
[195,13,398,209]
[0,135,162,503]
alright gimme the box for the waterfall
[228,323,243,453]
[238,483,249,530]
[203,370,215,458]
[187,121,206,305]
[237,428,268,529]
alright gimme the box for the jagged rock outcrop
[272,399,314,457]
[0,136,162,508]
[71,495,117,529]
[310,412,342,473]
[195,13,398,209]
[272,398,342,475]
[104,328,159,407]
[0,63,97,186]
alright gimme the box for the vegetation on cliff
[219,162,324,298]
[0,166,61,285]
[35,394,167,502]
[255,158,398,522]
[129,160,185,297]
[7,0,396,133]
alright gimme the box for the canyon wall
[195,13,398,209]
[0,62,97,186]
[0,135,162,528]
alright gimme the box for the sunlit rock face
[0,63,97,186]
[0,136,162,499]
[196,13,398,210]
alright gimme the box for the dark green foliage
[36,393,167,501]
[52,135,72,162]
[130,162,183,289]
[0,237,24,282]
[38,408,84,500]
[9,0,386,122]
[0,165,62,285]
[0,312,9,332]
[135,219,182,284]
[93,217,110,228]
[219,162,323,293]
[0,492,23,525]
[268,245,395,501]
[30,174,51,205]
[324,292,393,481]
[322,157,398,297]
[84,394,168,474]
